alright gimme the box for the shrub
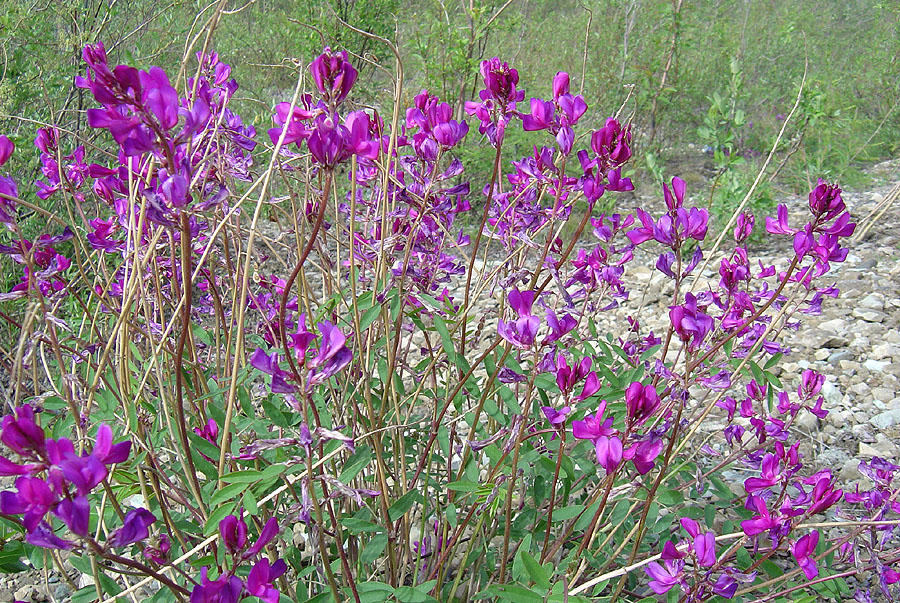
[0,39,894,603]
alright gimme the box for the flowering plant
[0,34,895,603]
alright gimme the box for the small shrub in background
[0,35,896,603]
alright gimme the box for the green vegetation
[2,1,898,210]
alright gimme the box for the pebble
[871,343,900,360]
[853,308,887,323]
[865,359,889,372]
[870,409,900,430]
[859,293,885,311]
[829,350,854,364]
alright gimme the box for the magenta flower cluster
[0,405,154,552]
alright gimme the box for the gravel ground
[2,158,897,601]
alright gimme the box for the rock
[838,360,860,375]
[819,318,848,333]
[822,381,843,406]
[807,328,850,349]
[871,343,900,360]
[859,293,886,311]
[829,350,854,365]
[873,388,895,403]
[814,348,830,360]
[852,424,877,442]
[855,258,879,271]
[859,442,880,457]
[865,359,889,372]
[873,434,900,458]
[840,458,863,480]
[850,382,871,397]
[853,308,887,323]
[795,410,820,430]
[870,409,900,430]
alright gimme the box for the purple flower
[190,568,243,603]
[645,559,683,594]
[140,66,179,131]
[555,354,600,401]
[791,530,819,579]
[55,495,89,537]
[662,177,686,211]
[590,118,632,169]
[543,308,576,345]
[219,514,248,554]
[1,405,46,458]
[94,424,131,465]
[308,321,353,386]
[146,533,171,564]
[247,558,287,603]
[0,135,13,167]
[109,508,156,547]
[306,111,379,168]
[713,574,738,598]
[744,453,781,493]
[669,293,714,350]
[521,71,586,155]
[497,288,540,349]
[25,522,73,550]
[541,405,571,427]
[464,58,525,146]
[799,369,825,400]
[808,180,844,219]
[0,476,56,531]
[734,212,754,242]
[267,102,315,146]
[250,348,298,394]
[740,495,779,536]
[245,517,279,558]
[624,381,659,425]
[624,436,663,475]
[57,454,108,496]
[572,402,621,474]
[309,47,358,107]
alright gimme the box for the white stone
[870,409,900,430]
[865,359,889,372]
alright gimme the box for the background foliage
[2,0,898,186]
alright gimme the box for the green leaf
[203,503,237,536]
[551,504,584,522]
[388,491,423,521]
[342,518,383,534]
[360,533,388,564]
[394,585,429,602]
[359,304,382,332]
[446,480,480,492]
[764,353,783,370]
[355,581,394,603]
[187,431,220,465]
[477,584,544,603]
[262,400,290,428]
[243,489,258,515]
[71,586,102,603]
[340,447,373,483]
[210,482,247,507]
[520,550,550,589]
[657,488,684,506]
[749,361,765,386]
[221,469,264,483]
[97,571,123,597]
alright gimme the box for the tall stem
[279,170,334,426]
[175,212,206,517]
